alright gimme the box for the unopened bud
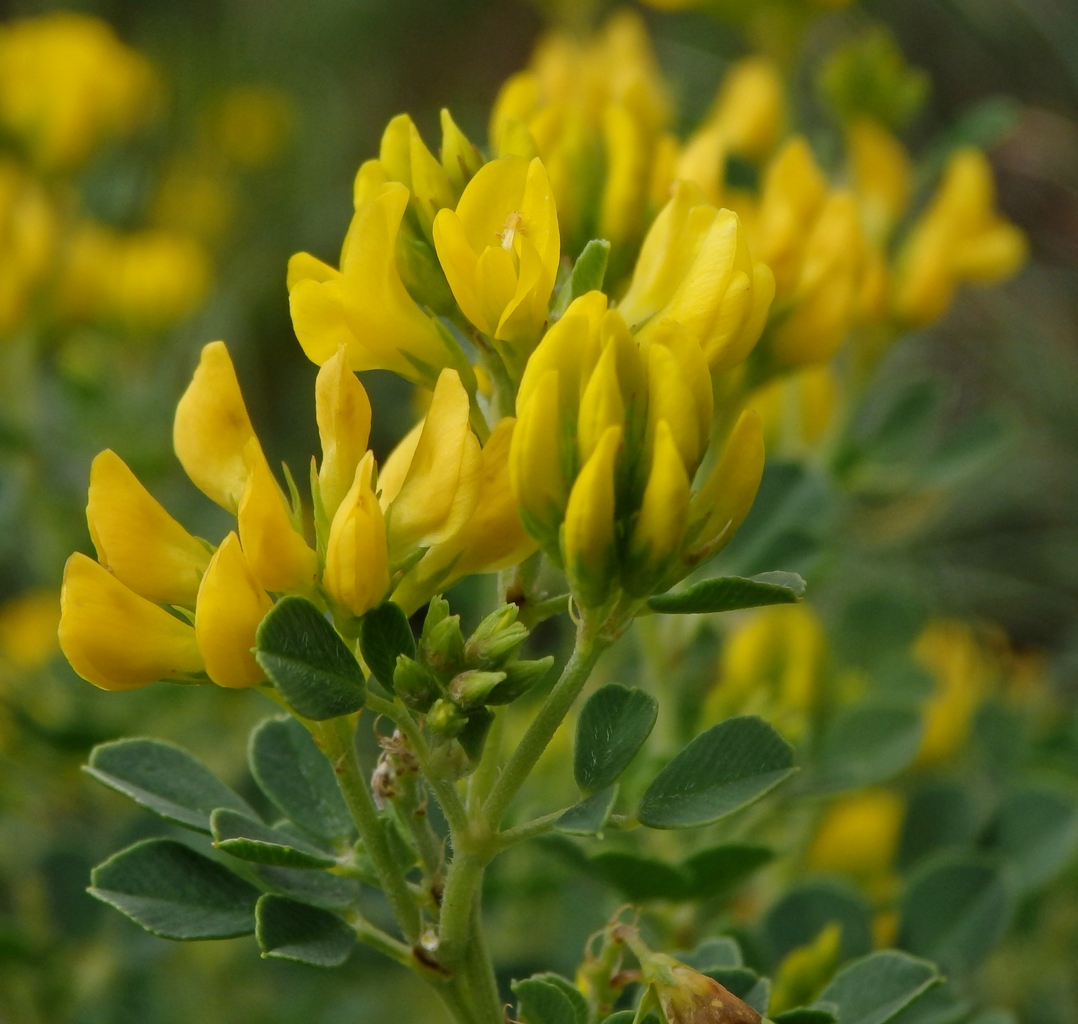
[465,604,529,668]
[449,669,508,708]
[645,953,761,1024]
[484,656,554,705]
[393,655,441,713]
[421,613,465,677]
[426,698,467,740]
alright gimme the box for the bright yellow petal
[316,347,373,519]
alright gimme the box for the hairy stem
[319,716,421,943]
[466,894,504,1024]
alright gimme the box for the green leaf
[987,783,1078,889]
[648,572,805,615]
[551,239,610,319]
[255,894,355,967]
[575,684,657,794]
[556,785,618,837]
[587,850,690,901]
[762,880,874,965]
[599,1014,636,1024]
[255,596,366,720]
[681,843,775,900]
[680,936,743,971]
[886,982,972,1024]
[89,839,260,940]
[255,865,362,913]
[249,716,353,842]
[815,703,922,792]
[513,976,581,1024]
[639,716,795,829]
[898,856,1012,975]
[773,1009,838,1024]
[529,973,588,1024]
[813,951,941,1024]
[211,808,337,869]
[84,738,253,835]
[360,600,416,692]
[897,782,980,871]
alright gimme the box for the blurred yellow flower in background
[0,590,60,670]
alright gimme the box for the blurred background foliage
[0,0,1076,1022]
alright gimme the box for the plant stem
[483,623,607,829]
[496,808,567,848]
[319,716,421,943]
[467,707,505,817]
[466,894,504,1024]
[395,772,445,896]
[438,849,487,970]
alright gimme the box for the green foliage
[551,239,610,319]
[639,716,795,828]
[89,839,260,939]
[255,596,366,719]
[84,737,254,834]
[255,894,355,967]
[762,881,875,966]
[814,702,923,792]
[210,808,338,869]
[986,783,1078,889]
[556,785,618,836]
[574,683,658,794]
[513,976,583,1024]
[359,600,416,692]
[648,572,806,615]
[813,951,941,1024]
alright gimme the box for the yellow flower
[893,148,1027,326]
[315,346,373,520]
[709,57,785,162]
[625,420,690,596]
[440,108,484,195]
[194,532,271,689]
[770,924,843,1015]
[847,118,912,245]
[87,449,210,607]
[618,181,775,374]
[379,113,456,241]
[392,417,537,613]
[237,439,317,594]
[378,368,482,558]
[0,159,55,336]
[808,789,904,880]
[0,12,157,170]
[747,364,840,453]
[433,155,560,379]
[288,177,459,384]
[59,553,203,691]
[0,591,59,670]
[563,424,622,608]
[173,341,258,513]
[324,451,390,618]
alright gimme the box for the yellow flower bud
[324,451,390,618]
[379,114,455,241]
[237,439,317,594]
[689,408,765,553]
[194,532,271,689]
[598,101,650,249]
[709,57,785,161]
[626,420,690,595]
[440,108,484,196]
[380,368,482,555]
[393,418,537,612]
[433,155,560,378]
[489,72,540,155]
[87,449,210,607]
[288,181,456,384]
[675,121,726,208]
[510,370,569,549]
[173,341,257,512]
[619,182,774,373]
[848,118,912,244]
[578,336,626,465]
[59,553,203,691]
[316,346,373,519]
[563,424,622,608]
[808,789,904,879]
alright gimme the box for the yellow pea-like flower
[0,590,60,670]
[324,451,391,618]
[173,341,257,513]
[708,56,784,161]
[510,369,569,550]
[380,368,482,555]
[194,532,271,689]
[86,449,210,608]
[563,424,622,608]
[625,420,690,595]
[433,155,560,379]
[689,408,765,553]
[59,553,203,691]
[598,101,651,249]
[316,346,373,519]
[288,180,457,384]
[807,789,904,880]
[237,439,317,595]
[440,108,484,195]
[578,338,626,465]
[379,113,455,241]
[619,182,774,373]
[393,418,537,613]
[847,117,912,244]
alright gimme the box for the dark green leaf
[255,894,355,967]
[255,865,363,914]
[529,974,588,1024]
[639,716,795,829]
[211,808,337,869]
[680,936,743,971]
[459,706,496,762]
[886,982,972,1024]
[84,737,253,835]
[575,684,657,794]
[773,1009,838,1024]
[248,716,353,842]
[513,976,580,1024]
[587,850,690,901]
[89,839,260,939]
[556,785,618,836]
[600,1014,636,1024]
[762,881,874,966]
[898,782,981,872]
[813,951,941,1024]
[649,572,805,615]
[360,601,416,692]
[255,596,366,720]
[815,703,922,792]
[898,856,1012,975]
[552,239,610,319]
[987,783,1078,889]
[682,843,775,900]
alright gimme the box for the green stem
[467,707,505,817]
[396,772,445,895]
[518,593,570,629]
[437,849,487,971]
[347,912,416,968]
[483,623,608,829]
[496,808,566,849]
[466,893,504,1024]
[319,717,421,943]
